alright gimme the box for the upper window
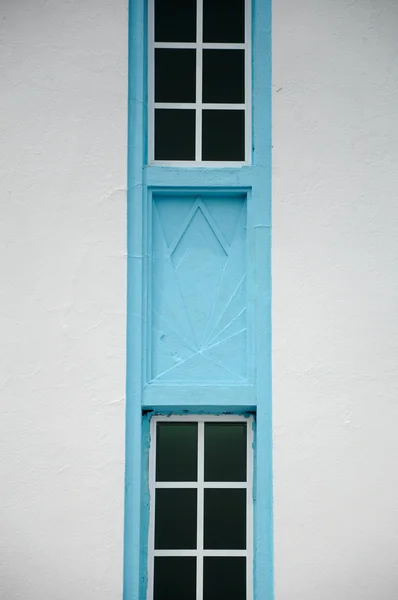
[148,0,251,165]
[147,415,254,600]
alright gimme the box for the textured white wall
[2,0,398,598]
[0,1,127,599]
[273,1,398,598]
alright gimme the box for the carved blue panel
[150,194,247,383]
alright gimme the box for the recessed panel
[204,488,246,549]
[155,488,197,549]
[155,0,197,42]
[156,423,198,481]
[155,49,196,103]
[151,195,247,383]
[202,110,245,161]
[203,557,246,600]
[203,50,244,104]
[203,0,245,43]
[155,109,195,160]
[204,423,247,481]
[154,557,196,600]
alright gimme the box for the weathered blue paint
[125,0,272,597]
[251,0,273,597]
[151,192,248,383]
[124,0,145,597]
[143,406,256,417]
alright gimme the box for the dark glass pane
[204,422,247,481]
[156,422,198,480]
[155,488,197,549]
[203,50,244,104]
[204,489,246,549]
[155,109,196,161]
[155,0,197,42]
[203,0,244,43]
[154,557,196,600]
[155,49,196,103]
[202,110,245,162]
[203,557,246,600]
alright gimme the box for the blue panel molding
[150,192,248,384]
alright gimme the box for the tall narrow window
[149,0,251,164]
[147,416,254,600]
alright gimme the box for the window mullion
[195,0,203,162]
[246,418,254,600]
[154,41,197,49]
[148,0,155,163]
[196,421,205,600]
[147,417,156,600]
[244,0,252,163]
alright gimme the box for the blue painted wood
[124,0,146,598]
[125,0,272,598]
[142,384,254,408]
[151,193,247,383]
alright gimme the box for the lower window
[147,415,254,600]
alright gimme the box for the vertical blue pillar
[124,0,272,598]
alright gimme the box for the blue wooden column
[124,0,272,598]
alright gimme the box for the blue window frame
[124,0,272,598]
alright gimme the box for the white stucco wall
[2,0,398,599]
[273,1,398,599]
[0,1,127,599]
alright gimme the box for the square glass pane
[202,110,245,162]
[203,0,245,43]
[155,0,197,43]
[203,557,246,600]
[204,488,246,549]
[154,557,196,600]
[204,422,247,481]
[155,49,196,103]
[203,50,244,104]
[155,109,195,161]
[155,488,197,549]
[156,422,198,481]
